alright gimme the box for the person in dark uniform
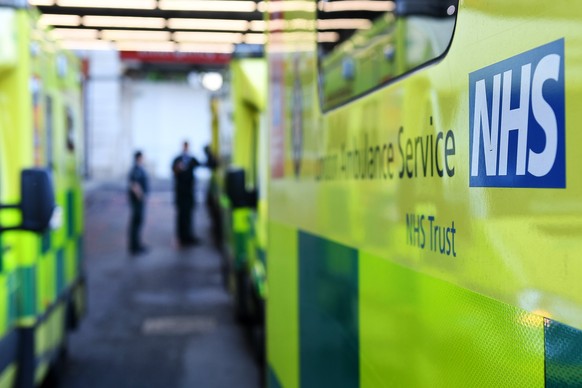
[128,150,149,255]
[172,141,201,246]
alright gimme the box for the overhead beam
[36,5,263,21]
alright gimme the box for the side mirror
[20,169,56,232]
[225,168,257,209]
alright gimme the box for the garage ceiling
[30,0,394,69]
[32,0,266,54]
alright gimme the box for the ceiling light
[57,0,156,9]
[177,43,234,54]
[244,33,266,44]
[52,28,99,40]
[249,20,266,32]
[59,39,115,51]
[29,0,55,5]
[168,18,249,32]
[101,30,171,41]
[160,0,256,12]
[39,14,81,27]
[257,1,316,13]
[317,18,372,30]
[173,31,243,43]
[317,31,339,43]
[115,41,176,52]
[83,15,166,29]
[320,0,394,12]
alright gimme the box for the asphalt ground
[57,181,260,388]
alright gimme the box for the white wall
[84,50,126,180]
[81,49,213,181]
[123,81,212,179]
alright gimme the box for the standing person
[172,141,201,246]
[128,150,149,255]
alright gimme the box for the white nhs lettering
[470,54,561,178]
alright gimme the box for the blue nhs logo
[469,39,565,188]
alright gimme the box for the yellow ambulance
[210,46,268,356]
[266,0,582,386]
[0,1,85,386]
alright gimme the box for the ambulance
[210,46,268,355]
[0,1,85,386]
[266,0,582,386]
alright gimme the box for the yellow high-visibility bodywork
[211,56,268,324]
[0,4,85,387]
[266,0,582,386]
[0,8,21,387]
[231,57,268,306]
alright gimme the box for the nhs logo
[469,39,565,188]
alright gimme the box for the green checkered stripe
[268,231,582,387]
[17,189,83,321]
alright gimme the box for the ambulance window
[317,0,458,110]
[66,106,75,153]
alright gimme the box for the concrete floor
[58,182,260,388]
